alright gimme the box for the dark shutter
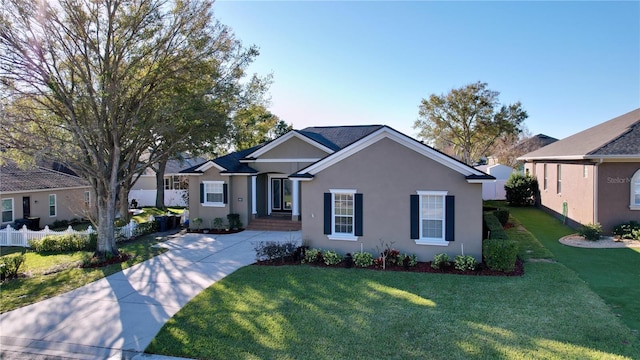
[223,184,228,204]
[410,194,419,239]
[355,193,363,236]
[323,193,332,235]
[445,195,455,241]
[200,183,204,204]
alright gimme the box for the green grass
[147,264,639,360]
[508,206,640,333]
[131,207,184,223]
[0,234,168,313]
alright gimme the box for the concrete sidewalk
[0,230,301,360]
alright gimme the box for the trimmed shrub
[431,253,450,269]
[454,255,477,271]
[323,250,342,266]
[227,214,242,229]
[493,209,510,226]
[484,213,508,240]
[353,252,374,267]
[0,252,26,281]
[577,223,602,241]
[483,239,518,272]
[303,248,322,264]
[504,172,538,207]
[612,221,640,240]
[29,234,91,253]
[400,253,418,268]
[253,240,298,262]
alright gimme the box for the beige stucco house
[519,108,640,233]
[182,125,494,260]
[0,161,94,229]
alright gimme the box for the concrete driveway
[0,230,301,360]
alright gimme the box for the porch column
[251,175,257,219]
[292,179,300,221]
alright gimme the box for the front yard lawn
[147,206,640,359]
[147,264,639,360]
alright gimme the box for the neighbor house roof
[518,108,640,161]
[0,161,89,193]
[511,134,558,155]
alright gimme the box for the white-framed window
[329,189,357,241]
[1,198,14,223]
[203,181,225,207]
[631,169,640,210]
[583,165,588,179]
[84,191,91,207]
[556,164,562,194]
[164,178,171,190]
[49,194,57,217]
[417,191,448,245]
[543,164,548,190]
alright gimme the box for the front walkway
[0,230,301,360]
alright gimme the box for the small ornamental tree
[504,173,538,207]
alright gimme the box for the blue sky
[214,1,639,140]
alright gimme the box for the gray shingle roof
[518,108,640,160]
[297,125,385,151]
[0,161,89,192]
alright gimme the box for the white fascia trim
[244,131,334,159]
[195,161,227,172]
[301,127,481,177]
[466,179,494,184]
[244,158,321,163]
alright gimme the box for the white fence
[482,180,507,200]
[128,190,188,207]
[0,220,140,248]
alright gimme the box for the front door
[23,197,30,218]
[271,178,292,212]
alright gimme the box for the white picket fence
[0,220,140,248]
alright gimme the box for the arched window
[631,169,640,210]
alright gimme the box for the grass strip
[508,206,640,333]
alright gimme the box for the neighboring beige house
[519,108,640,233]
[181,125,494,260]
[0,161,93,229]
[129,155,206,207]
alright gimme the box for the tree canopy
[0,0,258,256]
[413,82,528,165]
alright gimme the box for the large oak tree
[0,0,257,257]
[414,82,528,165]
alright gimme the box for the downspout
[593,158,603,224]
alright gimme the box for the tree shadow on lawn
[147,264,640,359]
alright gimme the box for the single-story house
[181,125,494,260]
[474,164,514,200]
[0,161,94,229]
[518,108,640,233]
[129,155,206,207]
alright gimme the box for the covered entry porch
[250,173,301,221]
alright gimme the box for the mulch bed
[81,252,130,268]
[255,258,524,277]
